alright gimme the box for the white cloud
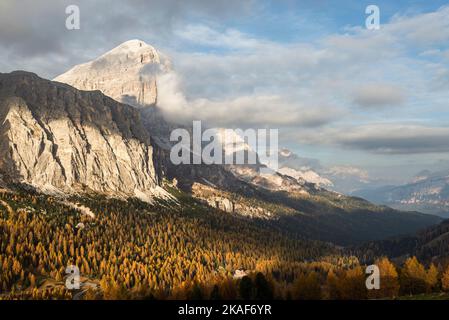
[175,25,264,49]
[297,124,449,155]
[353,84,405,108]
[387,6,449,46]
[156,71,338,128]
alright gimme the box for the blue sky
[1,0,449,183]
[183,0,449,44]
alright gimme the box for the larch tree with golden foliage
[368,257,399,299]
[324,269,339,300]
[338,266,366,300]
[292,272,321,300]
[400,256,428,295]
[425,264,439,292]
[442,265,449,292]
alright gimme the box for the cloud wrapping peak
[156,71,338,128]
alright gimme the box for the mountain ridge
[354,171,449,218]
[0,71,163,201]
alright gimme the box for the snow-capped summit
[279,148,292,157]
[54,39,171,108]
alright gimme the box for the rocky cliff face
[192,183,274,219]
[54,39,170,108]
[0,71,160,200]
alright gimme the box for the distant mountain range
[353,170,449,218]
[278,148,449,219]
[277,148,383,194]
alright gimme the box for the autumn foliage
[1,190,448,300]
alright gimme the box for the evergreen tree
[210,284,222,300]
[188,284,204,300]
[254,273,273,300]
[239,276,254,300]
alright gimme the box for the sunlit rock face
[0,71,159,200]
[54,39,171,108]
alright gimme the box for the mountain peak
[101,39,159,60]
[54,40,170,108]
[118,39,151,48]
